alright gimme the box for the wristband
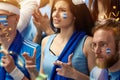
[36,73,48,80]
[10,67,24,80]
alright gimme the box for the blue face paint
[0,15,8,26]
[106,48,111,54]
[62,12,67,19]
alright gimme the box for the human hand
[33,7,53,35]
[22,49,37,72]
[53,54,75,78]
[0,50,16,73]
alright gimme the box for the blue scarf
[50,31,86,80]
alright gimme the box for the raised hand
[33,7,53,35]
[53,54,76,78]
[22,49,39,80]
[22,49,36,69]
[0,49,16,73]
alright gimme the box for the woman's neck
[58,32,73,41]
[59,26,74,40]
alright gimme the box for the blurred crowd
[0,0,120,80]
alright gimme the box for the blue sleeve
[35,44,41,71]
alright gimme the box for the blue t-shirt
[0,31,41,80]
[43,34,89,80]
[90,66,120,80]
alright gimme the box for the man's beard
[96,53,119,69]
[0,32,11,42]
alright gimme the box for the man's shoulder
[110,69,120,80]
